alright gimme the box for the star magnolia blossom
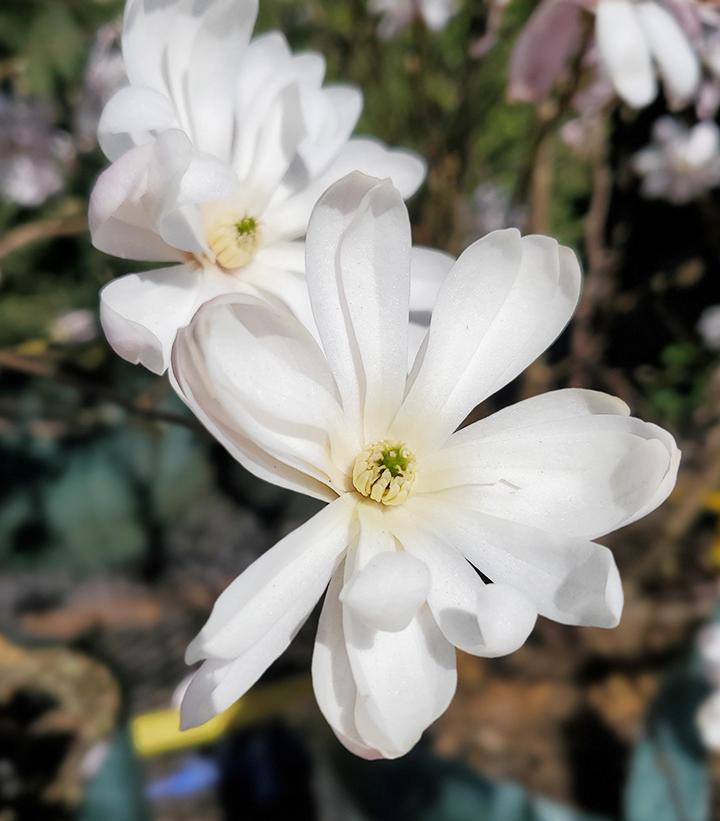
[368,0,460,38]
[633,117,720,204]
[89,0,426,374]
[509,0,700,110]
[171,172,680,759]
[696,624,720,751]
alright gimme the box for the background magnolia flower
[73,23,126,153]
[509,0,700,111]
[696,624,720,751]
[171,172,679,760]
[698,305,720,351]
[0,93,74,208]
[90,0,426,374]
[632,117,720,204]
[368,0,460,38]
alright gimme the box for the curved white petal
[408,496,624,628]
[304,172,412,441]
[420,389,680,540]
[341,550,431,632]
[399,517,537,656]
[409,246,456,314]
[122,0,258,157]
[298,85,363,179]
[100,263,226,375]
[344,602,456,758]
[636,1,700,109]
[266,139,425,243]
[171,292,354,500]
[596,0,657,108]
[89,131,192,262]
[98,86,176,161]
[393,231,581,453]
[186,496,355,664]
[312,566,385,759]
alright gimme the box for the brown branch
[0,215,87,260]
[0,350,201,432]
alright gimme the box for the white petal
[394,232,581,453]
[596,0,657,108]
[181,607,306,729]
[421,390,680,540]
[122,0,258,157]
[171,292,354,501]
[399,519,536,657]
[89,131,192,262]
[409,246,456,314]
[419,0,460,29]
[304,172,412,441]
[312,566,385,759]
[186,496,355,664]
[636,2,700,108]
[698,691,720,752]
[100,263,226,375]
[265,138,425,242]
[344,603,456,758]
[407,496,624,628]
[341,550,431,633]
[98,86,176,161]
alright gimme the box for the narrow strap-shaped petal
[186,495,356,664]
[420,390,680,541]
[171,293,357,500]
[407,496,624,628]
[393,232,581,453]
[265,139,425,243]
[304,172,412,441]
[596,0,656,108]
[396,514,537,657]
[312,565,385,759]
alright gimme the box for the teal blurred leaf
[79,729,149,821]
[624,669,710,821]
[337,747,609,821]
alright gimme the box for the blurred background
[1,0,720,818]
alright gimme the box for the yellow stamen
[207,214,261,270]
[352,440,416,506]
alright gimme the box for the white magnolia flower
[633,117,720,203]
[595,0,700,109]
[368,0,460,39]
[0,94,74,208]
[171,172,680,759]
[90,0,426,374]
[698,690,720,751]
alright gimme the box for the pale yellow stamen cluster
[207,214,261,270]
[352,440,416,506]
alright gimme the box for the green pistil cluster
[235,216,258,237]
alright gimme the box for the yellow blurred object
[706,491,720,514]
[131,674,312,757]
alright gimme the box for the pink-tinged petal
[508,0,587,104]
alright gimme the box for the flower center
[352,440,416,506]
[207,213,261,270]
